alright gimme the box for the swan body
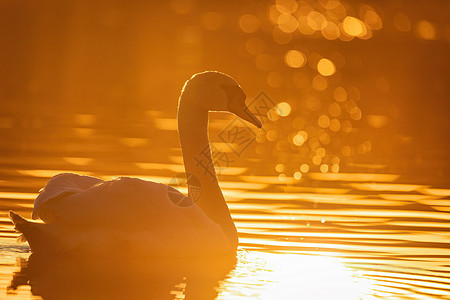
[10,71,261,258]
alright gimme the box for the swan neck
[178,98,217,183]
[178,93,238,248]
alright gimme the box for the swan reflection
[8,252,236,300]
[9,250,376,299]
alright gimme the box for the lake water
[1,0,450,298]
[0,105,449,300]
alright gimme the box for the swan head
[181,71,262,128]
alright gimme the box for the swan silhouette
[10,71,262,258]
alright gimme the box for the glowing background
[0,0,449,299]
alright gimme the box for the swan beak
[220,84,262,129]
[235,106,262,129]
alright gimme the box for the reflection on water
[1,103,450,298]
[7,252,235,300]
[219,251,373,300]
[1,105,450,298]
[6,249,375,300]
[2,163,449,299]
[1,0,450,298]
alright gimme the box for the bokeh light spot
[298,15,316,35]
[275,163,285,172]
[293,134,305,146]
[308,137,320,150]
[342,146,352,156]
[321,21,340,40]
[320,164,329,173]
[328,102,342,117]
[319,132,331,144]
[331,157,340,164]
[333,87,347,102]
[350,107,362,120]
[284,50,306,68]
[268,107,280,121]
[278,14,299,33]
[394,13,411,32]
[277,102,291,117]
[331,164,340,173]
[272,27,293,44]
[318,115,330,128]
[362,7,382,30]
[307,11,327,31]
[357,143,366,154]
[327,2,347,20]
[269,5,282,23]
[329,118,341,132]
[312,156,322,165]
[276,0,298,14]
[320,0,340,10]
[256,131,266,143]
[300,163,310,173]
[312,75,328,91]
[415,20,437,40]
[342,16,366,37]
[316,147,326,158]
[266,130,278,142]
[239,14,260,33]
[317,58,336,76]
[299,130,308,139]
[348,86,361,101]
[341,120,352,133]
[366,115,388,128]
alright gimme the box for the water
[0,107,449,300]
[1,0,450,297]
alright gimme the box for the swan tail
[9,212,28,243]
[9,211,59,254]
[9,210,26,225]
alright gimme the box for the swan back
[22,174,232,257]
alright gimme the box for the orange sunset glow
[1,0,449,299]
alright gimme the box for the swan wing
[32,174,231,254]
[32,173,103,220]
[34,174,207,228]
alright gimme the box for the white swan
[10,71,261,258]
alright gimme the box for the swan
[10,71,262,259]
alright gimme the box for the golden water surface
[0,111,449,300]
[1,0,450,298]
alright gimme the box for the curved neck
[178,94,238,249]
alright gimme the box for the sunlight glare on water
[218,251,374,300]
